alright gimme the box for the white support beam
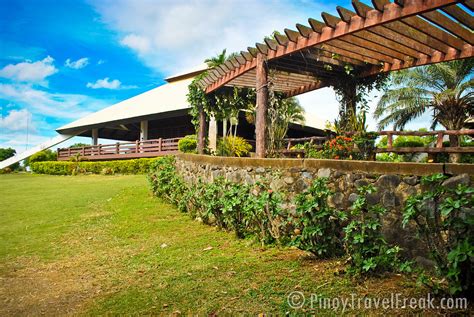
[92,128,99,145]
[140,120,148,141]
[208,115,217,152]
[0,134,76,170]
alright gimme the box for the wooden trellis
[196,0,473,157]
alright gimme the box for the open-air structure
[0,0,473,169]
[196,0,473,157]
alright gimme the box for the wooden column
[255,53,268,158]
[197,106,206,154]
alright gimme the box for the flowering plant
[322,136,355,159]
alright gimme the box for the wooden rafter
[200,0,473,96]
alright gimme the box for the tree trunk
[197,106,207,154]
[223,119,227,138]
[448,134,461,163]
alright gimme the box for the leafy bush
[217,136,252,157]
[148,156,186,205]
[403,174,473,297]
[344,185,401,275]
[376,153,404,162]
[148,159,284,245]
[31,158,159,175]
[28,149,57,164]
[435,139,474,163]
[0,147,19,171]
[242,183,284,245]
[178,135,197,153]
[376,133,434,162]
[290,178,347,258]
[353,132,378,160]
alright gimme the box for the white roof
[57,77,194,132]
[57,65,326,133]
[303,113,326,130]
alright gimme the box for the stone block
[442,173,470,189]
[317,168,331,178]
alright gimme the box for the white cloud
[0,56,57,83]
[120,34,151,54]
[0,83,109,119]
[86,77,137,89]
[65,57,89,69]
[91,0,334,75]
[0,109,35,132]
[86,77,121,89]
[97,59,106,65]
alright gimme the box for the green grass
[0,174,468,315]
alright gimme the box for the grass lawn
[0,174,469,315]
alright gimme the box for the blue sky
[0,0,431,152]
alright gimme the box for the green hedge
[30,158,161,175]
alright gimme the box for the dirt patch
[0,255,104,316]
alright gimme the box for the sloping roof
[57,76,194,133]
[57,66,327,134]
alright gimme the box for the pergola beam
[200,0,471,95]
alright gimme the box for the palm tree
[266,96,306,154]
[374,59,473,162]
[204,49,238,68]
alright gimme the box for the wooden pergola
[197,0,473,157]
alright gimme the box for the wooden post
[135,140,139,153]
[197,106,206,154]
[158,138,162,152]
[436,132,444,148]
[387,133,393,149]
[116,142,120,154]
[255,53,268,158]
[82,146,85,156]
[68,148,71,157]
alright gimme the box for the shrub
[217,136,252,157]
[242,183,284,245]
[178,135,197,153]
[353,132,378,160]
[0,147,19,171]
[344,185,401,275]
[305,136,356,160]
[29,149,57,164]
[290,178,347,258]
[31,158,159,175]
[403,174,473,297]
[148,158,284,245]
[148,156,186,205]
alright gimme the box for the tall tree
[374,59,474,162]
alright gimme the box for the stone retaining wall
[175,154,473,260]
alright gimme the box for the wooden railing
[378,130,474,154]
[57,138,180,161]
[279,130,474,158]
